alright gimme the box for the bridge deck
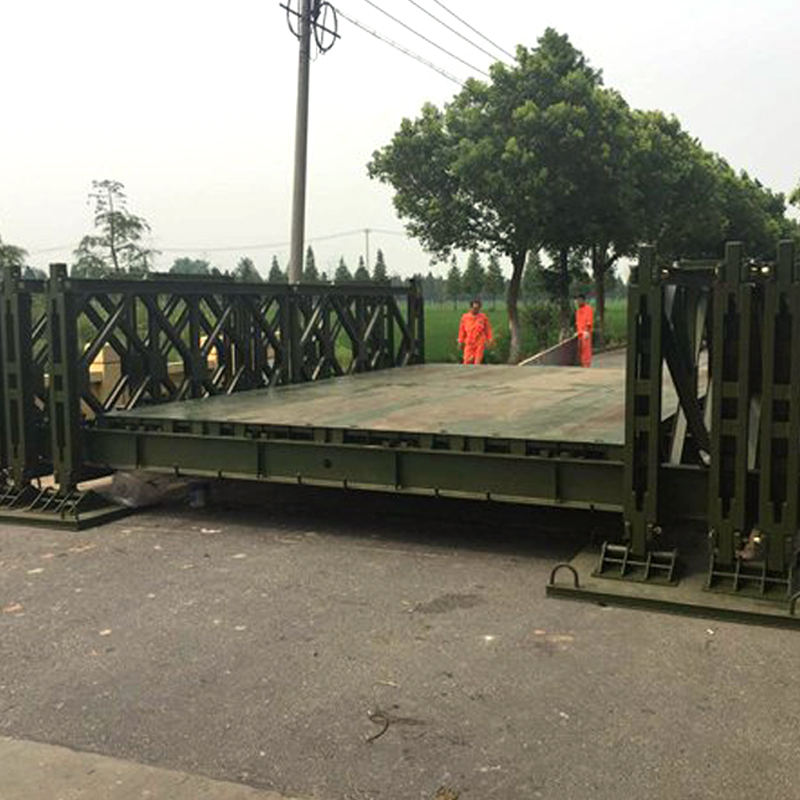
[88,364,700,515]
[108,364,629,446]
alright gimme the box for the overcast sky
[1,0,798,278]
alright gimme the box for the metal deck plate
[112,364,633,446]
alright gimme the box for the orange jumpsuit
[575,303,593,368]
[458,311,493,364]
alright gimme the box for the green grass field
[423,297,627,363]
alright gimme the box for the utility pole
[284,0,339,283]
[288,0,312,283]
[364,228,371,274]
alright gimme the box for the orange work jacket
[575,304,593,336]
[458,312,493,345]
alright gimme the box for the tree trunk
[506,250,527,364]
[558,247,571,332]
[591,244,606,347]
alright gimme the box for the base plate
[547,542,800,630]
[0,486,130,531]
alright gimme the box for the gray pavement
[1,483,799,800]
[0,736,298,799]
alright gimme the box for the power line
[338,10,463,86]
[29,228,410,258]
[401,0,507,65]
[29,243,75,255]
[356,0,490,78]
[156,227,407,254]
[426,0,515,60]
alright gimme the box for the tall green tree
[484,254,505,309]
[334,257,352,282]
[369,30,633,361]
[461,251,486,299]
[372,249,388,282]
[423,271,438,304]
[268,255,286,282]
[353,256,370,281]
[169,257,211,275]
[73,180,156,277]
[521,250,543,304]
[233,256,261,281]
[303,246,319,282]
[446,259,461,309]
[0,235,26,268]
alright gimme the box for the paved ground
[0,736,297,800]
[1,482,799,800]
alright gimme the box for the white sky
[1,0,798,278]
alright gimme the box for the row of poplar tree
[167,246,391,283]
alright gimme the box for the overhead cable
[356,0,489,78]
[156,227,407,254]
[338,9,463,85]
[402,0,508,64]
[426,0,515,60]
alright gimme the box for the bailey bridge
[1,241,798,627]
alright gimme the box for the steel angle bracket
[546,543,800,630]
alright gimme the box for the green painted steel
[623,245,664,558]
[98,365,633,445]
[0,267,423,527]
[0,268,48,484]
[3,243,800,625]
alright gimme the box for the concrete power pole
[288,0,312,284]
[285,0,339,283]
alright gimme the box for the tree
[268,255,286,282]
[461,251,486,299]
[521,250,543,304]
[233,256,261,281]
[354,256,370,281]
[169,257,211,275]
[0,235,27,268]
[372,249,388,282]
[303,245,319,282]
[23,266,47,280]
[485,254,505,309]
[73,180,156,277]
[446,259,461,309]
[423,271,436,303]
[369,30,633,361]
[334,257,352,282]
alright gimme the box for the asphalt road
[1,483,798,800]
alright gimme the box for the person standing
[575,293,594,368]
[458,299,493,365]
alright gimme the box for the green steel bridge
[1,241,798,627]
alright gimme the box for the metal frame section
[0,268,423,527]
[84,420,629,511]
[621,245,664,564]
[0,268,49,485]
[558,240,800,623]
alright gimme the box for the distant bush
[490,301,564,363]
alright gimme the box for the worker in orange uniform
[458,298,493,364]
[575,293,594,368]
